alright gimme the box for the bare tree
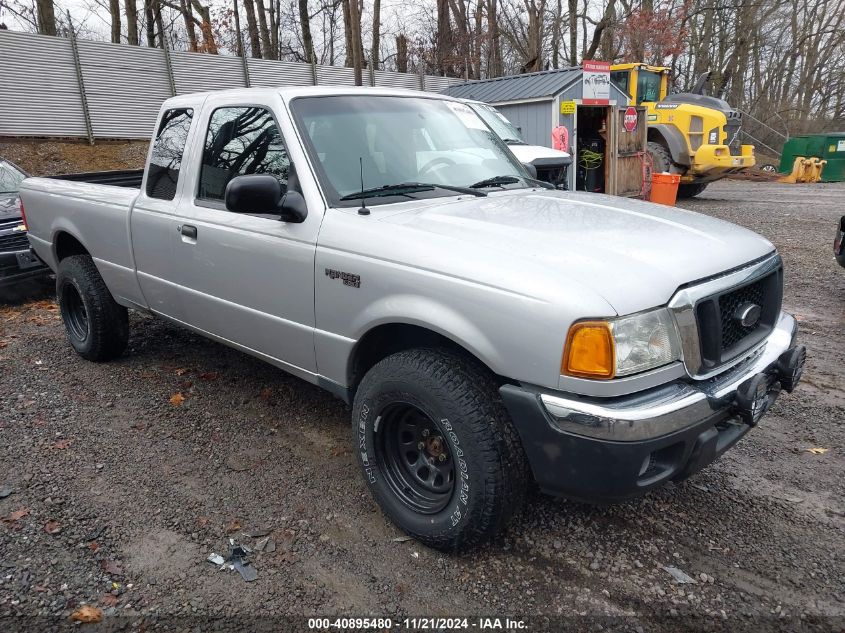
[299,0,315,63]
[35,0,57,35]
[125,0,139,44]
[371,0,381,69]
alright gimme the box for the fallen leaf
[330,447,351,457]
[100,560,123,576]
[0,341,7,348]
[199,372,219,382]
[178,380,193,391]
[88,542,99,552]
[44,520,62,535]
[260,387,273,400]
[5,508,30,522]
[51,439,73,450]
[804,447,829,455]
[70,605,103,623]
[101,594,119,607]
[225,519,242,534]
[173,367,190,376]
[197,516,210,528]
[129,422,147,431]
[169,392,185,407]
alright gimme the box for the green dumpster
[779,133,845,182]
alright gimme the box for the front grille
[724,110,742,150]
[0,226,29,253]
[719,276,767,350]
[695,267,783,371]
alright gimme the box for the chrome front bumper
[540,311,799,442]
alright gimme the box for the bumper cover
[0,247,49,287]
[501,312,803,501]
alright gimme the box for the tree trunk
[371,0,381,70]
[109,0,121,43]
[255,0,272,59]
[153,0,165,48]
[299,0,315,64]
[395,33,408,73]
[436,0,451,75]
[181,0,197,51]
[144,0,156,46]
[342,0,354,67]
[348,0,364,84]
[36,0,57,35]
[567,0,577,65]
[190,0,218,53]
[487,0,502,77]
[125,0,139,45]
[242,0,262,58]
[268,0,279,59]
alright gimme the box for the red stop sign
[623,106,638,132]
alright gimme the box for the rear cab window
[146,108,193,200]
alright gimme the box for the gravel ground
[0,180,843,632]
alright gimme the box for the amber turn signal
[561,321,615,379]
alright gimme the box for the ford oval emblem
[735,302,762,328]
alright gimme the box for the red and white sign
[623,106,638,132]
[582,60,611,105]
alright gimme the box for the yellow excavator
[610,63,755,198]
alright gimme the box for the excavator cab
[610,62,755,198]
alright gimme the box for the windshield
[636,70,662,104]
[0,160,26,193]
[291,96,530,207]
[469,103,525,144]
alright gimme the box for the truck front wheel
[352,348,529,550]
[56,255,129,362]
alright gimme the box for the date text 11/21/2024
[307,617,528,630]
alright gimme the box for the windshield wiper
[339,182,485,201]
[503,138,527,145]
[470,175,521,189]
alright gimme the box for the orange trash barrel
[650,173,681,205]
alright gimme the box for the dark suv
[835,216,845,269]
[0,158,48,290]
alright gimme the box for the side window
[146,108,193,200]
[198,106,289,202]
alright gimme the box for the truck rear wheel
[677,183,709,199]
[56,255,128,362]
[352,348,529,550]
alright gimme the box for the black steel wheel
[376,402,455,514]
[56,255,129,361]
[60,281,90,342]
[352,348,529,550]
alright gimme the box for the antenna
[357,157,370,216]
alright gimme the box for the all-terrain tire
[677,182,709,199]
[56,255,129,362]
[647,141,682,174]
[352,348,529,551]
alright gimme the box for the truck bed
[45,169,143,189]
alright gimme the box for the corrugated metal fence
[0,30,462,141]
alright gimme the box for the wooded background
[2,0,843,148]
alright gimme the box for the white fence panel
[171,51,247,94]
[0,31,88,137]
[78,40,171,138]
[423,75,459,93]
[374,70,421,90]
[248,58,313,87]
[317,65,357,86]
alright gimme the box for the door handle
[179,224,198,240]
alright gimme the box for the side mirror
[522,162,538,179]
[224,174,307,223]
[225,174,283,214]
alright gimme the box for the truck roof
[161,86,457,110]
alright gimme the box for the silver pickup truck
[21,87,806,550]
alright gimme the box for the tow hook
[734,345,806,426]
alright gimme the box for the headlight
[562,308,682,379]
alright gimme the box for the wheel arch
[648,124,691,167]
[53,230,91,262]
[347,321,505,399]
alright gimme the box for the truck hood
[376,189,775,315]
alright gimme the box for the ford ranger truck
[20,88,806,550]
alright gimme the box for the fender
[648,124,691,167]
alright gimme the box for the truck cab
[610,63,755,197]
